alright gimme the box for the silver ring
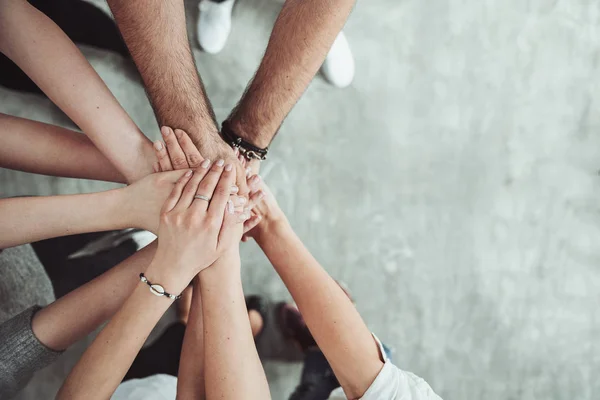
[194,194,211,202]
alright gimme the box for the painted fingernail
[225,164,233,172]
[161,127,171,137]
[216,159,225,167]
[238,196,247,204]
[227,200,234,214]
[257,191,265,200]
[230,185,239,193]
[201,159,210,169]
[185,170,193,177]
[251,175,261,184]
[245,167,252,176]
[154,141,163,151]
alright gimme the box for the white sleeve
[359,361,443,400]
[328,334,443,400]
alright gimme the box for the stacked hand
[151,126,266,236]
[144,159,249,290]
[152,127,258,196]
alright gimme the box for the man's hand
[153,126,250,195]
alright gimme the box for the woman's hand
[241,177,286,242]
[153,126,266,240]
[146,160,250,290]
[122,169,190,234]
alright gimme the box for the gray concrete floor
[2,0,600,399]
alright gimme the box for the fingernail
[154,141,163,151]
[238,197,247,204]
[258,191,265,200]
[216,159,225,167]
[161,127,171,137]
[243,207,250,214]
[245,167,252,175]
[185,170,193,177]
[234,148,239,156]
[230,185,239,193]
[201,159,210,169]
[225,164,233,172]
[251,175,261,183]
[227,200,234,214]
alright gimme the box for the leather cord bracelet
[139,273,181,300]
[221,120,269,161]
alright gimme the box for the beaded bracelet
[139,273,181,300]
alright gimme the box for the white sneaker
[321,31,355,88]
[197,0,236,54]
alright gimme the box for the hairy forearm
[0,0,153,183]
[0,114,126,183]
[106,0,219,146]
[32,242,157,351]
[228,0,355,147]
[176,277,206,400]
[254,220,382,399]
[57,265,174,399]
[0,189,131,249]
[199,255,270,400]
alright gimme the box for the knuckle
[187,154,202,167]
[215,185,229,197]
[172,157,187,167]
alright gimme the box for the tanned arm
[227,0,356,150]
[105,0,247,189]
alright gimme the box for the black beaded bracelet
[139,273,181,300]
[221,120,269,161]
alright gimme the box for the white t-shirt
[327,335,442,400]
[111,335,442,400]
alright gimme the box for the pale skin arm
[0,113,125,183]
[250,191,383,399]
[32,242,157,351]
[0,0,154,183]
[58,154,248,399]
[198,250,271,400]
[176,276,206,400]
[0,170,187,249]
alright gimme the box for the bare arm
[0,170,187,249]
[105,0,250,190]
[58,155,245,399]
[0,114,125,183]
[0,0,154,183]
[32,242,157,351]
[199,250,270,400]
[176,277,206,400]
[227,0,356,149]
[249,187,383,399]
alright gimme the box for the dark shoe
[288,349,340,400]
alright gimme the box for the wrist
[104,187,133,230]
[227,118,271,149]
[253,216,290,245]
[143,258,192,297]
